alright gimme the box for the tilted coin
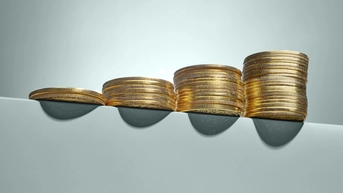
[30,93,105,105]
[29,87,105,101]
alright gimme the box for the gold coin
[174,64,242,77]
[103,88,175,98]
[177,98,243,108]
[244,58,308,69]
[244,96,307,104]
[106,94,176,105]
[244,111,306,121]
[177,104,241,116]
[175,79,243,91]
[177,90,244,100]
[243,77,307,86]
[242,74,308,83]
[177,95,243,102]
[103,77,174,90]
[244,50,309,64]
[174,73,241,85]
[174,77,243,87]
[243,67,308,77]
[244,82,307,90]
[243,69,307,79]
[244,85,306,94]
[182,109,241,116]
[177,103,242,111]
[176,83,243,92]
[102,84,174,93]
[29,87,105,101]
[244,106,307,113]
[30,93,105,105]
[243,61,308,72]
[245,102,307,111]
[106,100,175,111]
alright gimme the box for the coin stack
[243,50,309,121]
[102,77,176,111]
[29,87,106,105]
[174,64,243,116]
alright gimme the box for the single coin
[177,98,243,107]
[180,108,241,116]
[30,93,105,105]
[106,95,176,105]
[243,73,307,82]
[174,72,241,85]
[244,57,309,69]
[103,88,175,98]
[174,64,242,77]
[177,90,244,99]
[177,103,242,111]
[244,96,307,103]
[103,77,174,90]
[243,62,308,72]
[244,111,306,121]
[174,77,243,87]
[102,84,174,93]
[29,87,105,101]
[242,74,308,82]
[176,82,243,92]
[106,100,175,111]
[244,50,309,64]
[243,77,307,86]
[243,69,307,79]
[175,79,243,91]
[244,82,307,90]
[245,102,307,111]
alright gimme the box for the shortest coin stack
[243,50,309,121]
[29,87,106,105]
[102,77,176,111]
[174,64,243,116]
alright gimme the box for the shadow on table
[39,100,99,120]
[118,107,172,128]
[188,113,239,136]
[252,118,304,148]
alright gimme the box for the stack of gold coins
[29,87,106,105]
[243,50,309,121]
[102,77,176,111]
[174,64,243,116]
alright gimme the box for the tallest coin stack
[242,50,309,121]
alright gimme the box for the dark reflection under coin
[118,107,171,128]
[188,113,239,136]
[252,118,304,147]
[39,100,99,120]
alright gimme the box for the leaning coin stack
[174,64,243,116]
[29,87,106,105]
[102,77,176,111]
[243,50,309,121]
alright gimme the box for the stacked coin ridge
[29,87,106,105]
[242,50,309,121]
[102,77,176,110]
[174,64,243,116]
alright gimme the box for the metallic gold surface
[29,87,105,101]
[30,93,105,105]
[106,100,175,110]
[242,50,309,121]
[103,88,175,99]
[103,77,174,90]
[174,64,242,77]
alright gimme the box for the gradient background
[0,0,342,125]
